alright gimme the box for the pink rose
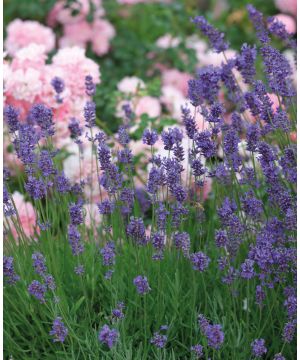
[156,34,180,49]
[5,19,55,56]
[117,76,145,94]
[52,46,101,98]
[135,96,161,118]
[274,0,297,17]
[9,192,38,240]
[91,19,116,56]
[161,69,192,97]
[47,0,105,26]
[60,21,93,48]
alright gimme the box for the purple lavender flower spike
[150,332,167,348]
[68,225,84,256]
[283,320,296,343]
[69,201,84,226]
[4,256,20,285]
[28,280,47,303]
[133,275,151,295]
[32,252,47,276]
[49,317,68,343]
[236,44,257,84]
[246,5,270,44]
[25,177,47,200]
[126,217,147,245]
[112,302,125,320]
[4,105,19,133]
[100,242,116,266]
[191,344,203,358]
[192,16,229,53]
[98,325,119,349]
[51,77,65,103]
[215,229,228,248]
[68,118,83,143]
[173,231,190,257]
[85,75,96,97]
[74,265,85,276]
[190,252,210,272]
[142,128,158,146]
[28,103,55,137]
[251,339,267,357]
[118,125,130,146]
[273,354,285,360]
[84,101,96,128]
[240,259,255,279]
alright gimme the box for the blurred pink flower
[117,76,145,94]
[160,85,186,120]
[9,192,38,240]
[5,19,55,56]
[156,34,180,49]
[48,0,105,26]
[91,19,116,56]
[161,69,192,97]
[274,0,297,17]
[52,46,101,98]
[135,96,161,118]
[273,14,296,33]
[59,21,93,48]
[4,45,101,148]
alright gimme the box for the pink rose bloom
[10,44,47,71]
[91,19,116,56]
[156,34,180,49]
[160,85,186,120]
[5,67,43,103]
[52,46,100,98]
[9,192,38,240]
[117,76,145,94]
[290,132,297,142]
[135,96,161,118]
[274,0,297,17]
[48,0,104,26]
[60,21,93,48]
[84,204,102,229]
[161,69,192,97]
[273,14,296,33]
[5,19,55,56]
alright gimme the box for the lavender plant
[3,5,296,359]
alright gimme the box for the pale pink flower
[273,14,296,33]
[52,46,101,98]
[9,192,38,240]
[59,21,93,48]
[274,0,297,17]
[5,67,43,103]
[160,85,186,120]
[10,44,47,70]
[161,69,192,97]
[117,76,145,94]
[91,19,116,56]
[290,132,297,142]
[135,96,161,118]
[5,19,55,56]
[156,34,180,49]
[48,0,105,26]
[84,203,102,229]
